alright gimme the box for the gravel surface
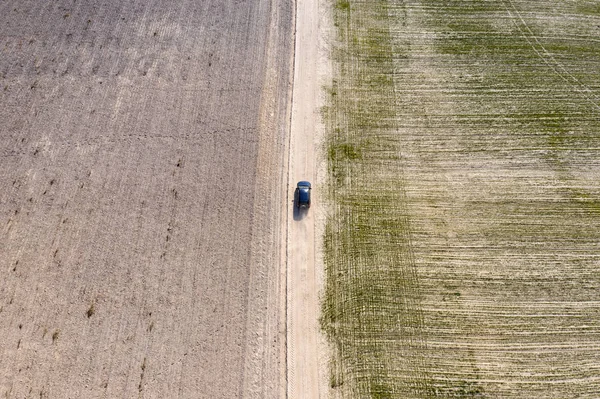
[0,1,293,397]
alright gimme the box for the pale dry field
[322,0,600,397]
[0,1,293,397]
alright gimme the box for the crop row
[322,0,600,397]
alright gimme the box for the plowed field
[0,1,293,397]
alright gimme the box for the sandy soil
[0,1,293,397]
[286,0,330,397]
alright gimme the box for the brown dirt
[0,1,293,397]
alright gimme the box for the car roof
[297,181,311,188]
[298,186,310,204]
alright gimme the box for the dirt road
[286,0,328,397]
[0,1,293,397]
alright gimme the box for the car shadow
[294,204,308,221]
[293,188,308,221]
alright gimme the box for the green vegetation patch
[323,0,600,397]
[322,0,435,397]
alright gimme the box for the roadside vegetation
[321,0,600,397]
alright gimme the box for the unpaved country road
[286,0,328,397]
[0,1,293,397]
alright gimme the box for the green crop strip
[322,0,435,397]
[322,0,600,397]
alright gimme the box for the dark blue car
[296,181,311,209]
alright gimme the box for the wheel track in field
[503,0,600,112]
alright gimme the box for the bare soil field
[0,1,293,397]
[322,0,600,397]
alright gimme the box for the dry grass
[322,0,600,397]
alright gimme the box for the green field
[321,0,600,397]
